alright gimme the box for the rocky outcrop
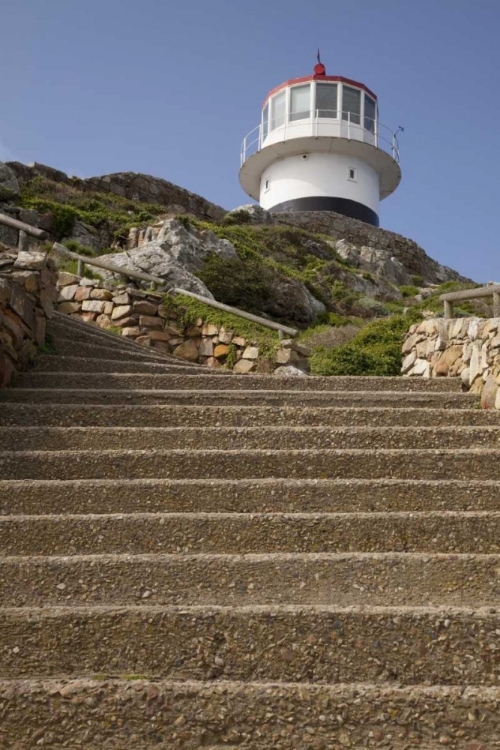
[229,204,471,287]
[0,245,58,386]
[97,218,239,297]
[8,162,226,222]
[0,163,19,200]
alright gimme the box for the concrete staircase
[0,311,499,748]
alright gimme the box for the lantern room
[239,58,401,227]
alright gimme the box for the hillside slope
[1,162,472,330]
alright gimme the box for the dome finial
[314,49,326,76]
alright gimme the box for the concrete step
[2,552,499,608]
[0,388,477,407]
[18,371,466,392]
[2,679,498,749]
[50,313,178,356]
[0,448,497,481]
[49,337,179,363]
[2,425,500,452]
[0,604,498,684]
[1,512,499,555]
[34,355,222,375]
[0,403,497,428]
[2,477,499,514]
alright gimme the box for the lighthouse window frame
[270,90,286,131]
[316,82,338,119]
[289,84,311,122]
[262,103,269,140]
[342,86,361,125]
[347,167,358,182]
[364,95,376,134]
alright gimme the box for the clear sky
[1,0,499,281]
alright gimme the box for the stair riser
[35,356,215,374]
[0,449,498,480]
[50,339,175,362]
[20,369,466,392]
[1,515,499,555]
[1,404,498,428]
[0,390,476,407]
[2,680,498,749]
[2,426,500,451]
[2,479,499,514]
[1,608,498,684]
[3,555,499,607]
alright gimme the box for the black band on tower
[268,196,379,227]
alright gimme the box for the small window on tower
[265,179,270,191]
[348,167,357,181]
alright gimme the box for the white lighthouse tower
[239,56,401,227]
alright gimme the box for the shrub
[399,285,420,298]
[310,313,421,376]
[222,209,252,226]
[197,253,273,314]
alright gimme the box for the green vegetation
[399,284,420,298]
[310,312,421,376]
[162,292,279,356]
[18,175,165,242]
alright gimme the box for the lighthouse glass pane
[364,96,376,133]
[316,83,337,118]
[290,84,310,122]
[262,103,269,139]
[270,91,286,130]
[342,86,361,124]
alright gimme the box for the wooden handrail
[52,242,298,337]
[440,284,500,319]
[0,211,47,239]
[170,288,298,336]
[52,243,166,287]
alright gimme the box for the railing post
[18,230,29,253]
[493,292,500,317]
[348,111,351,140]
[443,300,454,319]
[77,259,85,277]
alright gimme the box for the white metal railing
[241,111,401,166]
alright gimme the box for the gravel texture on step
[0,605,499,684]
[1,552,499,608]
[1,448,499,480]
[1,477,500,514]
[0,388,477,407]
[1,511,500,555]
[20,371,465,392]
[0,404,497,428]
[34,355,222,374]
[0,679,498,749]
[49,338,177,363]
[2,425,500,451]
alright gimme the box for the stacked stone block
[56,274,310,374]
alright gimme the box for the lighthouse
[239,56,401,227]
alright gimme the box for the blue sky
[1,0,499,281]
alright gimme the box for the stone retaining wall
[56,274,310,374]
[0,246,58,386]
[402,317,500,408]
